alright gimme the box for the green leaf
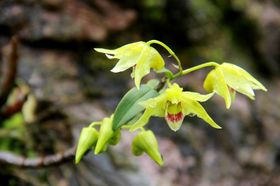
[112,83,159,130]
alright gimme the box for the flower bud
[75,127,99,164]
[132,130,163,166]
[108,130,121,145]
[94,116,114,154]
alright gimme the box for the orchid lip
[166,112,183,123]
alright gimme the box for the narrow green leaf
[112,84,159,130]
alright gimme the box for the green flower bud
[94,115,115,154]
[132,130,164,166]
[108,130,121,145]
[75,127,99,164]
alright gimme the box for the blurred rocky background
[0,0,279,185]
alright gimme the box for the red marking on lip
[167,112,183,123]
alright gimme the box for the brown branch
[1,89,27,118]
[0,36,19,107]
[0,146,76,168]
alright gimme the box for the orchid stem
[147,40,183,74]
[171,62,219,80]
[89,122,101,127]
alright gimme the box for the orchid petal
[182,100,221,129]
[204,68,232,109]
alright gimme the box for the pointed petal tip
[225,98,232,109]
[110,68,118,73]
[247,95,255,100]
[215,125,222,129]
[156,159,164,166]
[94,148,100,155]
[75,157,81,164]
[94,48,105,53]
[171,128,179,132]
[110,67,123,73]
[226,104,231,109]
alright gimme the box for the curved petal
[134,46,153,89]
[220,64,256,99]
[203,68,231,109]
[115,41,146,57]
[140,92,167,109]
[182,91,215,102]
[94,48,116,55]
[111,56,138,73]
[130,107,165,132]
[182,100,222,129]
[134,46,165,89]
[149,47,165,70]
[222,63,267,91]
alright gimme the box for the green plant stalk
[89,121,101,127]
[171,62,219,80]
[147,40,183,73]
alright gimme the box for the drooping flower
[132,130,163,166]
[94,41,165,89]
[130,83,221,132]
[203,63,267,109]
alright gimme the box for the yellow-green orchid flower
[130,83,221,132]
[203,63,267,109]
[94,41,165,89]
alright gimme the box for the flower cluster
[76,40,267,166]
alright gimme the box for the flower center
[165,102,184,131]
[167,112,183,123]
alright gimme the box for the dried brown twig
[0,36,19,108]
[0,146,76,168]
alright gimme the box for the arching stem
[147,40,183,74]
[171,62,219,80]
